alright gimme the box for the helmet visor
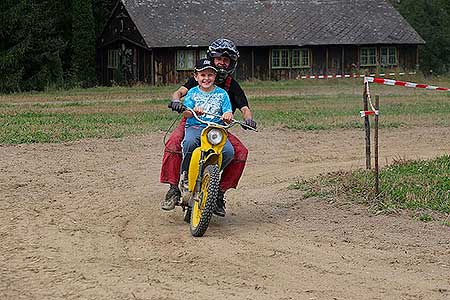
[209,49,238,61]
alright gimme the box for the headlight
[207,129,223,145]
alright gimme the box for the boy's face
[194,68,216,90]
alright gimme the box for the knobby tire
[190,164,219,237]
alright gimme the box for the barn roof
[121,0,424,48]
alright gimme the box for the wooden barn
[97,0,425,86]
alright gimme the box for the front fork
[192,151,205,205]
[181,151,206,212]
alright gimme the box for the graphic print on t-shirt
[191,91,225,121]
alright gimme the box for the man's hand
[170,99,183,113]
[243,118,257,130]
[221,112,233,124]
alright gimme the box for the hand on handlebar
[193,106,204,115]
[221,112,233,124]
[169,99,184,113]
[242,118,257,130]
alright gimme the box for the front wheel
[190,164,219,237]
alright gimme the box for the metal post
[374,95,380,197]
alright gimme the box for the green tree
[93,0,117,37]
[394,0,450,74]
[0,0,26,92]
[71,0,97,86]
[0,0,66,92]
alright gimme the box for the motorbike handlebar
[171,105,257,132]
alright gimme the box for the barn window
[380,47,397,66]
[199,49,207,59]
[107,49,120,69]
[292,49,311,68]
[176,50,196,70]
[360,47,377,66]
[272,49,290,68]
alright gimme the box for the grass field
[1,75,450,144]
[2,76,450,216]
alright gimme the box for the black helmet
[207,38,239,83]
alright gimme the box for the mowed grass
[1,76,450,143]
[290,155,450,219]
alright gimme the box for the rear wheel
[190,164,219,237]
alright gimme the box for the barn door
[328,47,342,75]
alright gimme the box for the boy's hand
[193,107,204,115]
[221,112,233,124]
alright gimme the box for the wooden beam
[151,50,155,85]
[251,49,255,80]
[416,46,420,69]
[374,95,380,196]
[269,48,272,81]
[363,88,371,170]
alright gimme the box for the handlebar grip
[168,101,186,113]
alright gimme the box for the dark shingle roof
[122,0,424,48]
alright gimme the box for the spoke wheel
[190,164,219,237]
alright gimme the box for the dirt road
[1,127,449,299]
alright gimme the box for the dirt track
[1,126,449,299]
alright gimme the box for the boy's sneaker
[214,190,226,217]
[161,185,180,211]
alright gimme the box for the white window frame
[107,49,120,69]
[199,49,207,59]
[272,49,290,69]
[380,47,398,66]
[176,50,196,70]
[292,49,311,68]
[360,47,377,66]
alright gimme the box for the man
[160,38,256,217]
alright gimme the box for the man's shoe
[161,185,180,211]
[179,171,189,194]
[213,190,226,217]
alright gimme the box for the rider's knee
[182,138,198,152]
[225,146,235,158]
[165,125,184,151]
[165,139,182,152]
[234,144,248,161]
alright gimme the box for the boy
[180,58,235,189]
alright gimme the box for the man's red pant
[160,118,248,192]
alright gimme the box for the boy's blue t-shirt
[183,86,232,127]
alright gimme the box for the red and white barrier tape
[360,110,379,117]
[360,76,379,118]
[300,72,415,80]
[301,74,362,79]
[366,77,450,91]
[360,76,450,117]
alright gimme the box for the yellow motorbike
[179,107,256,237]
